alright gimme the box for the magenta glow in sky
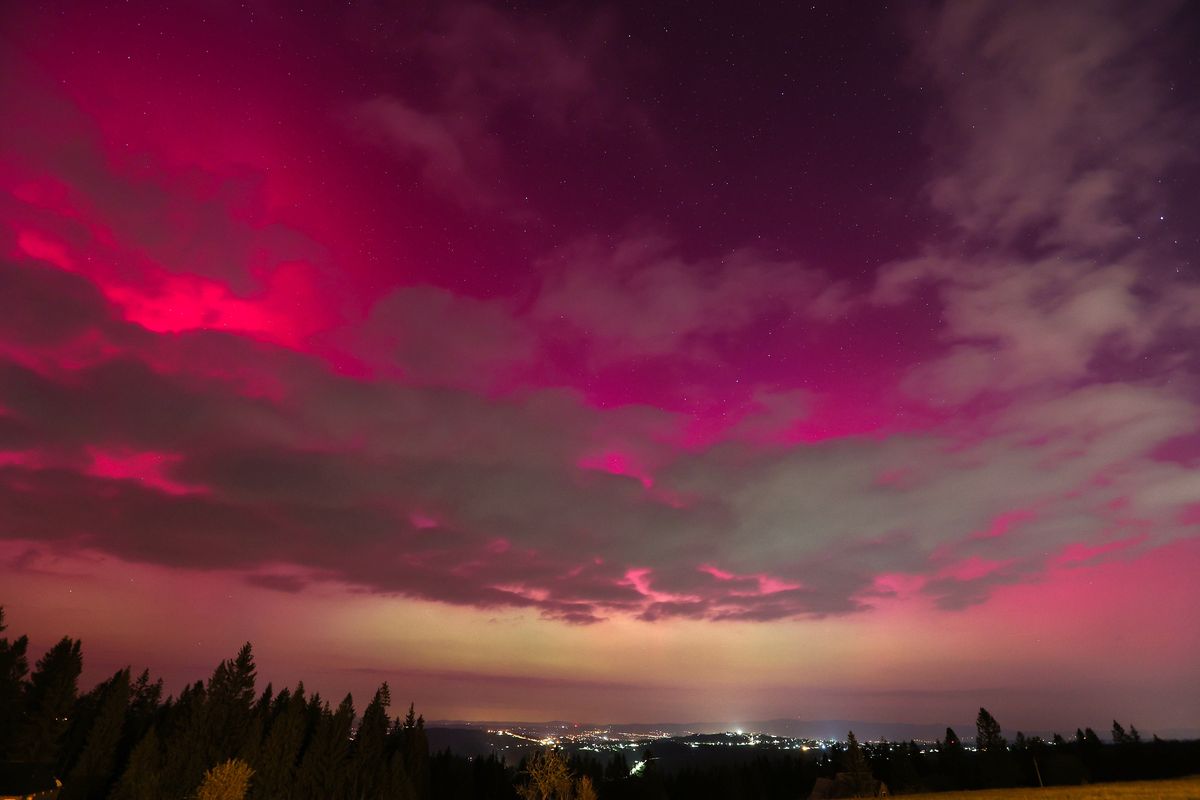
[2,1,1199,732]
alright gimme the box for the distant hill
[426,718,973,741]
[424,727,824,772]
[735,719,969,741]
[426,727,500,757]
[427,719,1200,743]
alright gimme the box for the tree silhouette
[937,725,967,788]
[121,669,163,756]
[250,684,308,798]
[352,682,393,799]
[0,607,31,759]
[976,708,1006,752]
[235,683,270,771]
[294,693,355,799]
[401,701,431,800]
[204,643,257,763]
[158,680,210,798]
[109,727,163,800]
[60,668,131,800]
[17,635,83,763]
[842,731,876,797]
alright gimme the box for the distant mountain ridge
[427,718,972,741]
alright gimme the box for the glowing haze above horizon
[2,0,1199,734]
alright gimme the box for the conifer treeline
[0,608,429,800]
[836,710,1200,796]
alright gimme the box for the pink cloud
[936,556,1013,583]
[107,264,328,347]
[408,512,441,530]
[15,230,74,270]
[970,508,1037,540]
[862,572,928,600]
[1054,534,1147,567]
[621,568,700,605]
[577,451,654,488]
[699,565,802,597]
[86,448,197,495]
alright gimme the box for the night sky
[2,1,1199,732]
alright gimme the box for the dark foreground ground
[899,776,1200,800]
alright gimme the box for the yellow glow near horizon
[3,538,1198,728]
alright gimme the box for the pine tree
[110,727,164,800]
[17,636,83,763]
[158,681,210,799]
[1112,720,1129,744]
[55,670,107,778]
[61,668,131,800]
[204,643,258,764]
[294,694,354,800]
[253,684,275,723]
[938,726,965,788]
[238,684,274,770]
[251,684,309,799]
[975,708,1005,752]
[352,683,392,799]
[0,607,31,759]
[400,702,430,800]
[383,750,416,800]
[119,669,163,758]
[842,731,874,797]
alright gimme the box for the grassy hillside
[897,776,1200,800]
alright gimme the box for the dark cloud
[533,235,847,365]
[913,0,1193,250]
[0,257,121,347]
[338,285,536,390]
[350,2,644,206]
